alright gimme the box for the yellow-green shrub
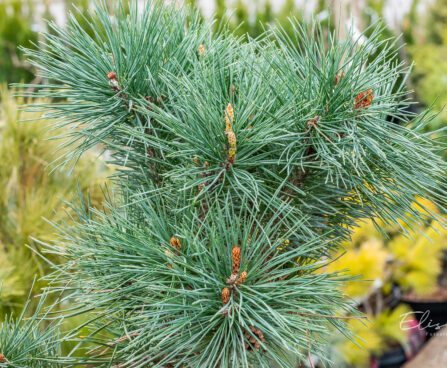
[330,198,447,366]
[0,86,109,314]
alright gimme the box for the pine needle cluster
[11,0,447,367]
[0,294,62,368]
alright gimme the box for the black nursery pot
[404,300,447,339]
[376,346,407,368]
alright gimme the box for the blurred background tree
[408,0,447,131]
[326,199,447,366]
[0,0,37,84]
[0,86,109,315]
[0,0,132,86]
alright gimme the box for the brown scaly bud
[193,155,199,165]
[226,130,237,149]
[243,326,264,351]
[237,271,247,284]
[225,117,233,133]
[198,44,205,57]
[224,103,234,134]
[307,116,319,130]
[334,71,345,85]
[164,58,167,63]
[0,354,6,363]
[170,237,181,251]
[156,95,166,103]
[224,104,234,134]
[198,183,204,192]
[232,246,241,274]
[107,72,119,89]
[221,287,230,304]
[354,89,374,110]
[226,103,234,123]
[107,72,117,80]
[204,161,210,167]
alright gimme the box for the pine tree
[10,1,447,367]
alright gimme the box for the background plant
[0,0,37,85]
[0,86,109,316]
[326,198,447,366]
[407,0,447,132]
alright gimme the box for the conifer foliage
[11,0,447,367]
[0,294,62,368]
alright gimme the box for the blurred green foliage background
[0,86,109,315]
[0,0,37,84]
[0,0,446,365]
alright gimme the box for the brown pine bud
[170,237,181,251]
[237,271,247,284]
[226,103,234,123]
[221,287,230,303]
[307,116,319,130]
[193,155,199,165]
[0,354,6,363]
[204,161,210,167]
[226,131,237,148]
[243,326,264,351]
[198,44,205,57]
[225,118,233,133]
[354,89,374,110]
[107,72,118,89]
[232,246,241,274]
[251,326,264,348]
